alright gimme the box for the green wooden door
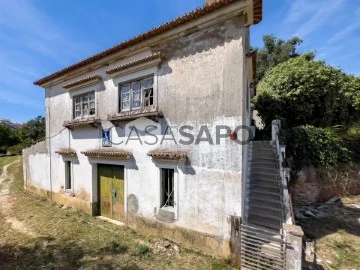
[99,165,125,222]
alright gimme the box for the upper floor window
[73,91,95,118]
[120,76,154,111]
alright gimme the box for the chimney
[205,0,218,5]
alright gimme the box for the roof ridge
[34,0,262,86]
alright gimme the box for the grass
[0,158,236,270]
[301,196,360,270]
[0,156,19,170]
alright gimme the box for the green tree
[0,124,19,154]
[253,53,358,128]
[17,116,45,143]
[255,34,303,83]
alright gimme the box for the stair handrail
[271,120,295,225]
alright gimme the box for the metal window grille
[161,168,174,207]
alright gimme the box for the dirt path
[0,159,38,237]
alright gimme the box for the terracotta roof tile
[148,151,187,160]
[63,118,101,129]
[55,149,77,156]
[63,75,101,89]
[106,53,163,75]
[81,150,132,159]
[253,0,263,24]
[34,0,260,86]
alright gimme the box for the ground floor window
[161,168,174,208]
[65,161,72,190]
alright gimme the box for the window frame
[72,91,96,119]
[118,75,154,112]
[65,161,72,190]
[160,168,175,208]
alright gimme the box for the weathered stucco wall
[23,140,49,192]
[25,15,251,257]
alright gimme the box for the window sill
[107,106,163,123]
[63,117,101,130]
[64,189,75,197]
[157,206,175,223]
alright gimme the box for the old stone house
[23,1,305,264]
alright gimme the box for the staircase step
[247,217,282,231]
[252,155,277,160]
[251,147,274,152]
[250,185,279,194]
[251,167,279,175]
[250,197,282,207]
[250,180,279,187]
[251,162,279,169]
[250,182,280,190]
[249,207,283,219]
[251,172,280,178]
[250,189,281,197]
[248,211,283,222]
[249,202,283,213]
[251,158,278,163]
[251,142,273,147]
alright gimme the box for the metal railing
[241,223,287,270]
[272,120,295,224]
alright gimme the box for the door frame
[95,161,128,219]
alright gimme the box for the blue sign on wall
[102,129,111,147]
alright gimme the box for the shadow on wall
[71,127,101,140]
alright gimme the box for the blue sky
[0,0,359,123]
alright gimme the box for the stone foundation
[126,214,231,258]
[26,185,92,213]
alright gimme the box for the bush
[340,124,360,162]
[6,139,33,155]
[253,53,358,128]
[285,125,352,174]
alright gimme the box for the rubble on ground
[294,196,341,220]
[150,240,180,256]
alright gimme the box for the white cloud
[290,0,345,38]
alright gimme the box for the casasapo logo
[102,117,254,146]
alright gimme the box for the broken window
[73,91,95,118]
[119,76,154,111]
[161,168,174,208]
[65,161,72,190]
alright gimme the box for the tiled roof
[107,106,163,122]
[106,53,163,75]
[63,75,101,89]
[81,150,132,159]
[34,0,262,86]
[253,0,262,24]
[63,118,101,129]
[148,151,187,160]
[55,149,77,156]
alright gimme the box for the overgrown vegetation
[0,116,45,155]
[252,35,360,184]
[254,53,359,128]
[285,126,352,173]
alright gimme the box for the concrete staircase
[247,141,284,232]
